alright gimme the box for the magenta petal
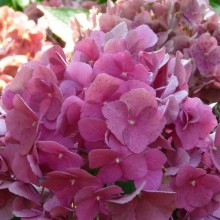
[2,89,16,110]
[93,53,123,78]
[107,201,137,220]
[0,205,13,220]
[114,51,135,72]
[189,33,220,75]
[76,198,98,220]
[57,95,83,135]
[45,97,62,121]
[126,24,158,55]
[214,125,220,147]
[13,94,38,120]
[102,101,128,144]
[89,149,120,169]
[134,24,158,49]
[6,95,39,155]
[175,165,205,188]
[11,153,38,184]
[0,156,8,173]
[46,45,67,80]
[121,154,147,180]
[9,181,41,205]
[78,118,107,142]
[120,88,157,117]
[42,171,76,191]
[27,154,42,177]
[136,191,176,220]
[4,66,33,96]
[175,98,217,150]
[105,22,128,41]
[167,147,190,168]
[75,186,99,220]
[185,185,213,208]
[64,62,93,87]
[108,181,146,204]
[74,37,100,62]
[59,80,77,98]
[104,38,126,53]
[12,210,41,218]
[145,149,166,170]
[37,141,83,171]
[128,64,150,83]
[96,185,123,197]
[97,163,122,184]
[136,170,163,191]
[81,103,103,119]
[123,107,166,153]
[161,75,178,99]
[85,73,121,103]
[211,145,220,172]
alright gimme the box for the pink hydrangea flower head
[175,97,217,149]
[108,183,176,220]
[75,185,122,220]
[173,165,220,213]
[5,94,39,155]
[189,33,220,76]
[102,88,166,153]
[89,149,148,184]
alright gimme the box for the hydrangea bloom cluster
[71,0,220,104]
[1,12,220,218]
[0,6,48,92]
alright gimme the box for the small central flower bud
[58,153,63,159]
[96,196,100,201]
[32,121,37,127]
[213,146,218,151]
[88,60,94,65]
[190,180,196,187]
[70,179,75,185]
[121,72,127,78]
[115,158,120,164]
[47,93,52,97]
[128,120,136,125]
[71,203,76,208]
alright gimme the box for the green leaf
[37,6,89,45]
[0,0,13,7]
[88,168,99,176]
[116,180,136,194]
[211,3,220,14]
[0,0,31,10]
[210,0,220,6]
[16,0,31,9]
[209,0,220,14]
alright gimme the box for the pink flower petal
[78,118,107,142]
[9,181,40,205]
[89,149,120,169]
[102,100,128,144]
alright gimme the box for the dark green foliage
[210,0,220,14]
[0,0,42,10]
[116,180,136,194]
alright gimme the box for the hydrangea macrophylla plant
[1,0,220,219]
